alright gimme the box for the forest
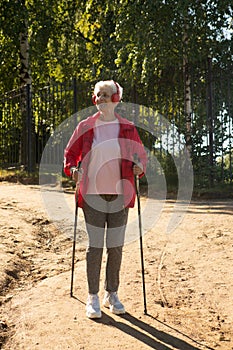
[0,0,233,189]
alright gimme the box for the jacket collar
[82,111,133,130]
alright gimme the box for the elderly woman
[64,80,147,319]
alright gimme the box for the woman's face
[95,85,114,112]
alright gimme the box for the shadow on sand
[93,311,214,350]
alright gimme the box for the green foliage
[0,0,233,187]
[1,0,232,92]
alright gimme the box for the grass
[193,183,233,198]
[0,168,39,185]
[1,168,232,198]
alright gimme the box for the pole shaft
[135,174,147,314]
[70,200,78,297]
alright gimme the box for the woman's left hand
[133,163,143,176]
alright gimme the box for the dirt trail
[0,182,232,350]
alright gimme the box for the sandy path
[0,182,232,350]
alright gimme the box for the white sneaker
[103,292,125,315]
[86,294,102,319]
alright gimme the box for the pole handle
[133,153,140,165]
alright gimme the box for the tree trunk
[183,28,192,157]
[19,24,32,87]
[207,56,214,187]
[19,16,34,171]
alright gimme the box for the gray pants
[83,195,129,294]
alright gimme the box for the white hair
[94,80,123,100]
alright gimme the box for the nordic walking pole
[134,154,147,315]
[70,162,81,297]
[70,187,78,297]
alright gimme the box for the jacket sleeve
[132,126,147,177]
[63,123,83,177]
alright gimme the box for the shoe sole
[110,306,125,315]
[103,302,125,315]
[86,311,102,319]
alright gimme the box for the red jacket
[64,111,147,208]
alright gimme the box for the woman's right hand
[72,168,83,184]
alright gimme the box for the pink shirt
[86,118,123,194]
